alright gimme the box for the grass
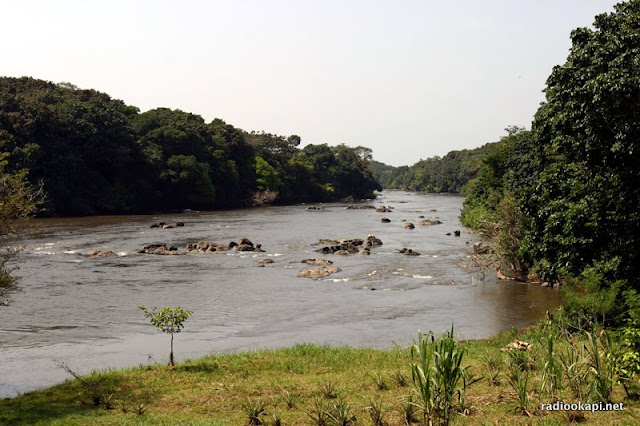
[2,330,640,425]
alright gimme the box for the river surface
[0,191,560,397]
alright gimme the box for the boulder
[360,248,371,255]
[473,242,492,255]
[186,241,227,253]
[419,219,442,226]
[239,237,254,247]
[402,222,415,229]
[314,238,363,255]
[396,248,421,256]
[366,235,383,247]
[380,217,391,223]
[346,205,376,210]
[176,221,185,227]
[135,243,182,255]
[235,244,255,252]
[297,265,341,279]
[301,259,334,266]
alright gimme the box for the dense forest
[371,142,497,193]
[0,78,380,217]
[461,1,640,327]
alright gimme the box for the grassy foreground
[2,326,639,425]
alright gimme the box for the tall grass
[585,330,614,402]
[410,327,476,425]
[540,334,563,401]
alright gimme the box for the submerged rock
[299,258,334,266]
[366,235,383,247]
[419,219,442,226]
[375,205,393,213]
[396,248,421,256]
[297,265,341,279]
[85,250,118,259]
[135,243,182,255]
[346,205,376,210]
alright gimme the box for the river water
[0,191,560,397]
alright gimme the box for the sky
[1,0,622,166]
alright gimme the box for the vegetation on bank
[0,78,380,217]
[2,320,640,425]
[0,152,42,302]
[370,142,496,194]
[461,1,640,328]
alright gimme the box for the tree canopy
[0,77,381,216]
[461,1,640,325]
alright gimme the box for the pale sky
[1,0,621,166]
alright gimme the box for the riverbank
[2,322,638,425]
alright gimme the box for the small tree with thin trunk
[138,306,193,369]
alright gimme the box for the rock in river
[297,265,341,279]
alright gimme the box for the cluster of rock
[306,206,324,210]
[135,243,182,255]
[446,230,461,236]
[419,219,442,226]
[375,205,393,213]
[314,235,383,255]
[346,205,376,210]
[150,221,184,229]
[185,237,264,253]
[396,248,421,256]
[134,237,265,256]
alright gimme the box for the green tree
[139,306,193,369]
[0,153,42,302]
[525,1,640,284]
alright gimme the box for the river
[0,191,560,397]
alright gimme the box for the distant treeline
[0,77,380,216]
[371,142,497,193]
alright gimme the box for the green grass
[2,332,639,425]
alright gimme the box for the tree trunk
[169,332,175,369]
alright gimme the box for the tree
[525,1,640,283]
[0,152,42,303]
[139,306,193,369]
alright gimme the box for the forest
[0,78,380,217]
[371,141,498,193]
[460,1,640,328]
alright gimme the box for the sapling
[138,306,193,369]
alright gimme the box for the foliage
[613,319,640,398]
[460,1,640,325]
[410,327,476,425]
[372,142,495,193]
[138,306,193,368]
[0,152,42,302]
[0,77,381,216]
